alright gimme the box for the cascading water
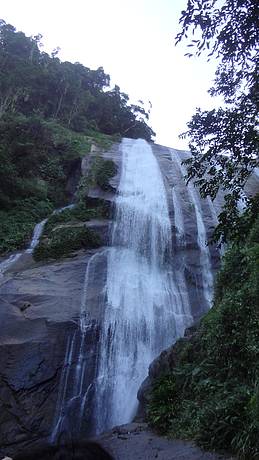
[0,218,47,277]
[94,138,192,433]
[50,139,217,439]
[26,218,48,254]
[51,248,107,442]
[171,184,192,319]
[172,150,214,308]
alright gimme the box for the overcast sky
[1,0,220,149]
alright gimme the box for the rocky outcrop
[137,324,199,420]
[0,141,121,457]
[0,250,106,456]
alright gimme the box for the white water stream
[50,139,217,440]
[172,150,214,308]
[94,139,192,432]
[51,248,107,442]
[26,218,48,254]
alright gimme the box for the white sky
[1,0,220,149]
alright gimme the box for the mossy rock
[94,159,117,191]
[76,157,117,201]
[34,225,101,261]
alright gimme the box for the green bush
[32,202,106,261]
[0,113,115,255]
[42,203,106,237]
[34,225,101,261]
[76,157,117,202]
[148,217,259,459]
[94,159,117,190]
[0,199,54,254]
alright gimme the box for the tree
[0,19,154,141]
[176,0,259,243]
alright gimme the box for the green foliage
[33,202,105,260]
[84,129,119,150]
[42,202,105,237]
[148,218,259,458]
[76,157,117,203]
[0,114,90,205]
[76,176,90,203]
[0,19,154,141]
[0,112,115,255]
[0,199,54,254]
[176,0,259,244]
[92,158,117,191]
[0,114,90,254]
[34,226,101,261]
[212,194,259,245]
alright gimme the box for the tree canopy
[0,19,155,140]
[176,0,259,243]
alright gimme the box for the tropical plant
[176,0,259,243]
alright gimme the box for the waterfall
[27,204,76,254]
[50,139,216,439]
[0,218,47,277]
[172,150,214,308]
[171,186,192,319]
[51,249,107,443]
[94,138,192,433]
[26,218,48,254]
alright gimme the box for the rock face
[0,250,105,455]
[0,139,258,457]
[0,142,121,457]
[137,324,199,419]
[152,144,223,318]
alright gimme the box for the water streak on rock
[172,150,214,307]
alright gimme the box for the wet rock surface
[0,141,119,454]
[97,423,235,460]
[0,249,106,456]
[137,325,199,419]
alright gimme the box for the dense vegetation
[34,225,101,261]
[0,20,154,140]
[148,212,259,458]
[176,0,258,244]
[0,19,154,256]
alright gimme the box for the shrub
[148,217,259,459]
[94,159,117,190]
[34,225,101,261]
[0,199,54,254]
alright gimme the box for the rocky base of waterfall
[96,422,235,460]
[137,324,200,419]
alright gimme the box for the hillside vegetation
[0,19,154,256]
